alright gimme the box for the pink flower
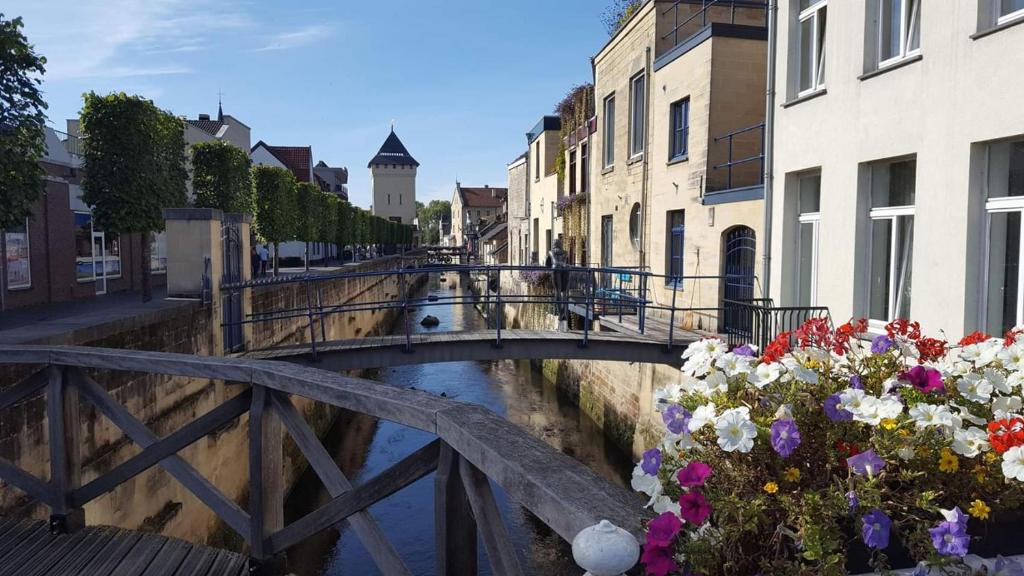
[646,512,682,547]
[679,491,712,525]
[899,365,945,394]
[640,544,678,576]
[676,461,713,488]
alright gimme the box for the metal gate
[221,224,244,353]
[722,226,757,334]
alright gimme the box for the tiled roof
[253,141,313,182]
[368,129,419,168]
[187,119,225,137]
[459,186,508,209]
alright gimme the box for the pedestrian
[545,237,570,320]
[250,246,260,280]
[259,244,269,277]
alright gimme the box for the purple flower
[871,335,894,354]
[993,556,1024,576]
[824,393,854,422]
[846,490,859,512]
[676,461,712,488]
[929,520,970,557]
[678,491,712,525]
[900,366,945,394]
[861,509,892,550]
[733,344,756,357]
[646,512,682,547]
[640,544,678,576]
[847,450,886,476]
[641,448,662,476]
[850,375,864,390]
[662,405,691,435]
[770,419,802,458]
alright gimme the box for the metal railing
[712,122,766,192]
[51,129,84,157]
[722,298,832,351]
[660,0,769,49]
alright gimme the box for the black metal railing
[722,298,832,351]
[660,0,769,49]
[711,122,765,192]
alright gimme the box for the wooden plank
[267,439,441,555]
[106,533,168,576]
[0,523,58,576]
[0,368,47,411]
[0,519,46,561]
[72,390,252,508]
[49,527,117,576]
[16,527,92,576]
[135,538,191,576]
[458,457,524,576]
[0,458,58,509]
[214,551,249,576]
[248,386,283,562]
[71,369,251,540]
[204,550,246,576]
[69,530,141,576]
[435,444,476,576]
[270,392,411,576]
[170,545,217,576]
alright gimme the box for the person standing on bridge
[546,237,570,321]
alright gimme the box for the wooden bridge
[0,345,647,575]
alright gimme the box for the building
[768,0,1024,337]
[506,153,530,265]
[450,184,508,252]
[590,0,768,330]
[526,116,563,264]
[560,98,596,267]
[251,142,328,264]
[313,161,349,201]
[369,129,418,225]
[185,102,252,154]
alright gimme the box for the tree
[601,0,643,36]
[318,192,338,262]
[253,165,297,275]
[417,199,451,245]
[80,92,188,302]
[191,141,253,214]
[335,201,354,262]
[294,182,322,270]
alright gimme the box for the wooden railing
[0,346,644,575]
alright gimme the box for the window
[73,212,122,283]
[798,0,827,94]
[797,173,821,306]
[603,95,616,168]
[580,143,589,194]
[629,203,642,250]
[388,194,391,205]
[5,219,30,289]
[569,148,577,195]
[667,210,685,285]
[151,232,167,275]
[999,0,1024,23]
[867,158,916,323]
[878,0,921,67]
[984,139,1024,335]
[670,99,690,160]
[629,73,646,158]
[400,194,403,205]
[534,141,541,181]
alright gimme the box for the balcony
[656,0,768,62]
[704,122,765,205]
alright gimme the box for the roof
[479,222,507,243]
[458,185,508,209]
[527,116,562,144]
[252,141,313,182]
[368,129,419,168]
[186,119,227,137]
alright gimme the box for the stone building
[506,153,530,266]
[450,183,508,255]
[369,129,418,225]
[590,0,769,330]
[769,0,1024,337]
[526,116,563,264]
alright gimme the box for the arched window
[629,203,642,250]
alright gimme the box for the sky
[9,0,612,209]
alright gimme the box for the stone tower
[369,128,418,225]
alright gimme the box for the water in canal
[283,273,635,575]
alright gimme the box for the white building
[769,0,1024,337]
[369,129,418,225]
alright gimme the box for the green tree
[294,182,322,270]
[417,199,451,245]
[318,192,338,262]
[335,201,354,262]
[80,92,188,302]
[191,140,253,214]
[252,165,297,275]
[602,0,643,36]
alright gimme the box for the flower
[640,544,678,576]
[880,418,899,430]
[733,344,756,357]
[861,509,892,550]
[952,426,990,458]
[763,481,779,494]
[909,403,956,429]
[847,450,886,477]
[958,373,995,403]
[824,393,854,422]
[632,465,663,506]
[938,448,960,473]
[1002,445,1024,481]
[652,496,681,516]
[646,512,683,547]
[850,374,864,389]
[678,491,712,524]
[846,490,859,512]
[989,417,1024,455]
[872,335,894,354]
[783,467,801,482]
[968,499,991,520]
[900,366,945,394]
[929,519,970,557]
[715,407,757,453]
[641,448,662,476]
[677,461,713,488]
[747,362,782,388]
[770,419,802,458]
[688,403,717,432]
[662,405,691,435]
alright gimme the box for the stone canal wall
[0,257,419,549]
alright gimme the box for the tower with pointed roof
[369,128,418,225]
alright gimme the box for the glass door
[92,231,107,295]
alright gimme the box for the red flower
[959,331,991,346]
[1006,328,1024,347]
[836,441,862,458]
[762,332,792,364]
[988,418,1024,455]
[915,337,948,364]
[885,319,922,341]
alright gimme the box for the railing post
[639,274,648,334]
[435,443,477,576]
[304,279,319,362]
[47,365,83,534]
[494,271,503,349]
[316,281,327,344]
[582,269,593,348]
[668,279,679,351]
[400,270,412,353]
[249,386,286,576]
[727,134,734,190]
[617,274,624,324]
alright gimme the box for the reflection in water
[284,274,634,575]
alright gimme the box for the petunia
[909,403,956,429]
[1002,445,1024,481]
[662,405,691,435]
[678,491,712,525]
[847,450,886,477]
[641,448,662,476]
[872,335,894,354]
[715,407,757,453]
[646,512,682,547]
[929,520,970,557]
[850,374,864,389]
[640,543,678,576]
[958,373,994,403]
[770,419,801,458]
[952,426,990,458]
[688,403,717,432]
[861,509,892,550]
[733,344,756,357]
[846,490,859,512]
[677,461,713,488]
[900,366,946,394]
[824,393,854,422]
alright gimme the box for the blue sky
[10,0,610,208]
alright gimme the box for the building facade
[369,129,418,225]
[527,116,563,264]
[313,161,349,201]
[506,153,530,266]
[450,184,508,254]
[769,0,1024,337]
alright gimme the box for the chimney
[199,114,210,121]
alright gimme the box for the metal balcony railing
[52,129,84,157]
[712,122,765,192]
[660,0,769,49]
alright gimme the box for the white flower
[898,446,916,461]
[652,495,681,516]
[881,377,900,395]
[840,389,884,425]
[690,370,728,397]
[875,396,905,420]
[775,404,794,421]
[654,383,684,409]
[714,407,756,453]
[958,373,995,403]
[718,353,753,378]
[951,427,990,458]
[631,465,663,506]
[747,362,782,389]
[992,396,1023,419]
[682,356,713,378]
[987,368,1011,394]
[1007,372,1024,391]
[908,403,956,429]
[962,339,1003,368]
[949,402,987,426]
[999,345,1024,371]
[1001,446,1024,482]
[782,357,819,384]
[688,403,717,432]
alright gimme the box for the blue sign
[619,273,632,282]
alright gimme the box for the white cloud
[252,24,334,52]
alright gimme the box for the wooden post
[435,443,476,576]
[249,386,286,575]
[47,365,83,533]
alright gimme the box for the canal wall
[0,257,420,549]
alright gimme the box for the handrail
[712,122,766,191]
[660,0,769,47]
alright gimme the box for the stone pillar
[225,213,254,350]
[163,208,224,355]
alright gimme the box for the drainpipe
[762,0,779,299]
[640,46,652,272]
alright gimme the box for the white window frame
[629,72,646,159]
[878,0,921,69]
[798,0,828,96]
[983,196,1024,331]
[998,0,1024,24]
[603,95,616,169]
[5,218,32,290]
[867,205,915,328]
[797,211,820,306]
[74,211,123,284]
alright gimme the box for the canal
[283,273,635,575]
